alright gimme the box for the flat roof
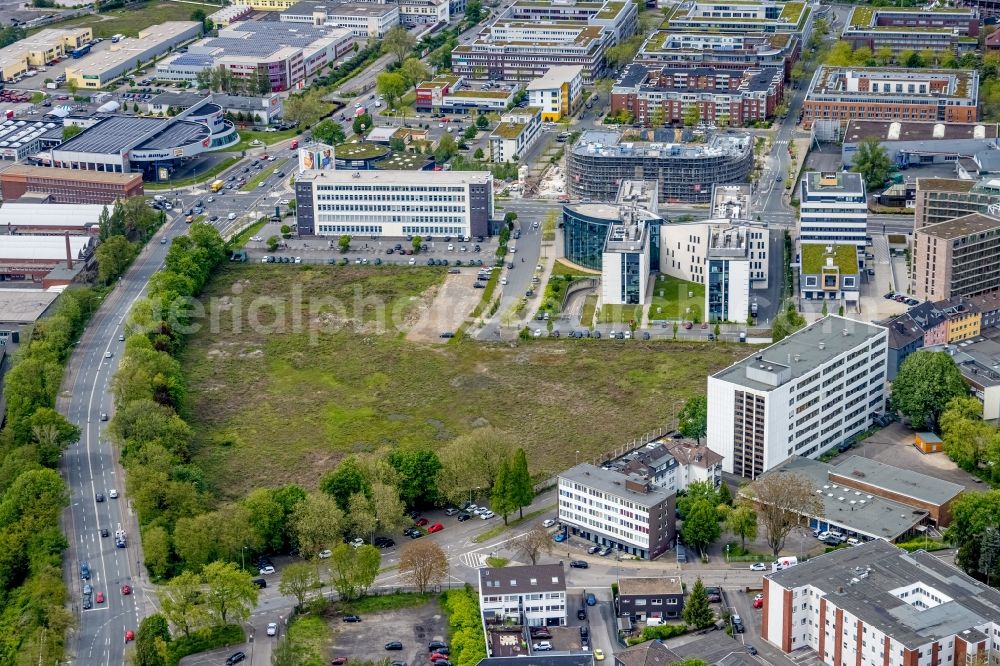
[711,315,886,391]
[617,576,682,596]
[917,212,1000,240]
[0,163,142,184]
[479,563,566,595]
[845,120,999,143]
[559,463,674,508]
[615,63,782,94]
[846,5,974,30]
[803,170,864,195]
[300,169,491,185]
[760,456,927,540]
[809,66,977,101]
[68,21,200,75]
[801,244,859,274]
[915,177,977,194]
[197,22,352,60]
[0,202,106,228]
[0,235,92,261]
[284,1,398,16]
[0,287,61,324]
[477,656,594,666]
[830,455,963,507]
[56,115,208,155]
[527,65,584,91]
[769,540,1000,648]
[149,91,207,108]
[572,129,752,160]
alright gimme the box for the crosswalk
[459,551,489,569]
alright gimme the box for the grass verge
[472,505,555,543]
[145,157,239,191]
[338,592,435,614]
[241,163,279,192]
[231,128,300,153]
[485,557,509,567]
[286,615,329,664]
[597,304,642,326]
[580,294,598,328]
[469,268,500,319]
[552,260,598,277]
[228,219,268,249]
[648,275,705,321]
[36,0,216,37]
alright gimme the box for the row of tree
[826,42,977,71]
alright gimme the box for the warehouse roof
[57,115,209,154]
[0,164,142,185]
[844,120,998,144]
[0,202,106,229]
[0,288,61,324]
[830,456,964,507]
[769,540,1000,649]
[0,235,93,261]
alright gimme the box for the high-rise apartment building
[799,172,868,247]
[912,212,1000,301]
[707,316,887,478]
[913,177,1000,230]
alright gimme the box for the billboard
[298,143,335,173]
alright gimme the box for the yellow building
[943,306,980,342]
[526,65,584,122]
[0,27,92,82]
[242,0,297,10]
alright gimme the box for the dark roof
[844,119,999,143]
[615,640,677,666]
[668,634,758,666]
[479,564,565,595]
[57,115,209,155]
[150,91,207,108]
[616,63,781,94]
[479,656,594,666]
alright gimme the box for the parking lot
[329,598,447,666]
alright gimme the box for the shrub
[167,625,245,666]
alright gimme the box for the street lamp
[575,450,580,465]
[241,545,247,571]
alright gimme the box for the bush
[442,586,487,666]
[167,624,245,666]
[626,623,689,645]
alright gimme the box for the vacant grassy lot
[183,265,748,498]
[649,275,705,321]
[43,1,216,37]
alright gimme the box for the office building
[912,212,1000,302]
[280,0,400,37]
[665,0,811,35]
[0,164,143,204]
[0,26,92,83]
[601,207,652,306]
[415,75,517,113]
[707,315,888,478]
[802,67,979,128]
[398,0,449,25]
[712,184,753,221]
[489,108,542,163]
[0,202,107,236]
[612,64,784,128]
[567,129,753,204]
[294,169,494,238]
[799,171,867,248]
[637,31,798,76]
[156,22,353,90]
[842,6,978,54]
[617,577,684,622]
[564,179,662,271]
[0,118,64,161]
[558,463,676,560]
[841,121,1000,170]
[799,244,860,304]
[478,564,566,627]
[527,66,583,122]
[657,215,769,294]
[762,540,1000,666]
[66,22,203,89]
[913,177,1000,230]
[147,91,285,125]
[705,225,754,322]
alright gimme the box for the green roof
[334,142,390,160]
[848,5,972,29]
[492,121,529,139]
[801,244,859,274]
[596,1,625,20]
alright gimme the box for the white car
[500,278,508,285]
[105,351,113,359]
[267,622,278,637]
[534,329,542,337]
[350,538,364,548]
[207,196,215,203]
[109,489,118,499]
[473,506,487,515]
[480,510,495,519]
[278,199,290,205]
[542,519,556,528]
[318,549,332,559]
[533,642,552,651]
[259,565,276,575]
[408,257,416,265]
[749,562,767,571]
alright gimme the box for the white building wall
[557,478,652,550]
[602,250,624,305]
[659,222,710,284]
[706,375,737,473]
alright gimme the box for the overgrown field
[183,265,747,498]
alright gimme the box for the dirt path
[407,271,481,343]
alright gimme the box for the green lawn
[145,157,239,191]
[38,1,217,37]
[648,275,706,321]
[597,304,642,326]
[229,219,268,249]
[552,260,598,277]
[230,128,300,153]
[338,593,436,614]
[182,265,749,498]
[580,294,598,327]
[240,163,279,192]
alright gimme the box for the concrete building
[912,212,1000,302]
[567,129,753,204]
[601,207,652,306]
[842,6,979,54]
[705,225,755,322]
[0,164,143,204]
[611,64,784,127]
[294,169,494,238]
[0,234,94,284]
[0,118,64,161]
[207,5,254,27]
[558,463,676,560]
[636,31,798,77]
[65,22,203,90]
[489,108,541,163]
[0,26,93,83]
[664,0,811,35]
[604,435,724,495]
[712,184,754,222]
[0,202,107,236]
[617,577,684,622]
[147,91,285,125]
[563,180,662,271]
[527,65,583,122]
[479,564,566,627]
[914,177,1000,230]
[415,75,517,113]
[762,540,1000,666]
[841,120,1000,170]
[280,1,400,38]
[656,218,769,299]
[799,243,860,305]
[802,67,979,128]
[799,171,867,247]
[707,315,888,478]
[398,0,449,26]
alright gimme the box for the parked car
[319,549,332,559]
[569,560,588,569]
[385,642,404,651]
[745,646,758,656]
[343,615,362,623]
[553,532,567,542]
[586,593,597,606]
[415,517,429,526]
[226,652,247,665]
[428,641,447,651]
[749,563,767,571]
[457,513,471,522]
[731,615,745,633]
[427,523,444,533]
[532,642,552,652]
[753,594,764,609]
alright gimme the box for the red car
[415,518,429,526]
[125,630,135,643]
[427,523,443,533]
[430,654,448,662]
[95,591,105,603]
[752,594,764,609]
[121,585,132,596]
[331,658,348,665]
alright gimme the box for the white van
[227,212,237,220]
[153,195,166,202]
[771,556,799,572]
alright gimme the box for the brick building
[611,64,784,127]
[842,6,979,54]
[0,165,143,204]
[912,212,1000,301]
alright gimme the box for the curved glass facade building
[563,204,621,270]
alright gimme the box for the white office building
[602,211,652,306]
[489,108,542,163]
[479,564,567,627]
[294,170,494,238]
[799,171,868,247]
[280,1,400,39]
[706,225,752,322]
[707,315,888,479]
[526,65,583,121]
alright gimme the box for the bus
[290,139,299,149]
[210,179,224,193]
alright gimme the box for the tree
[96,235,139,284]
[491,459,517,525]
[266,235,280,252]
[435,133,458,163]
[941,396,996,471]
[283,90,328,128]
[372,481,408,534]
[354,544,381,596]
[389,448,441,507]
[313,119,346,146]
[945,489,1000,577]
[892,351,968,430]
[678,396,708,444]
[384,26,416,66]
[400,540,448,593]
[676,480,719,519]
[682,578,715,629]
[136,614,170,666]
[724,503,758,549]
[377,72,408,109]
[474,148,484,160]
[681,499,720,554]
[875,46,893,66]
[508,448,534,518]
[683,104,700,127]
[513,525,553,565]
[353,112,372,136]
[62,125,82,141]
[292,492,346,558]
[29,407,80,467]
[412,235,423,255]
[401,57,429,88]
[465,0,483,22]
[476,114,489,130]
[437,427,516,504]
[348,491,377,540]
[159,570,205,639]
[851,138,893,190]
[279,562,318,609]
[271,636,303,666]
[745,472,822,557]
[327,543,380,599]
[202,561,258,627]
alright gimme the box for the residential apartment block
[611,64,784,128]
[842,6,979,54]
[279,1,400,39]
[762,540,1000,666]
[802,67,979,127]
[479,564,566,627]
[912,213,1000,301]
[799,172,867,247]
[489,108,542,163]
[293,170,494,238]
[914,177,1000,230]
[557,463,676,560]
[707,316,888,478]
[604,436,724,493]
[617,577,684,622]
[527,66,583,122]
[664,0,811,35]
[636,31,798,77]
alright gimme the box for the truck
[210,179,225,193]
[111,34,123,43]
[45,81,56,90]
